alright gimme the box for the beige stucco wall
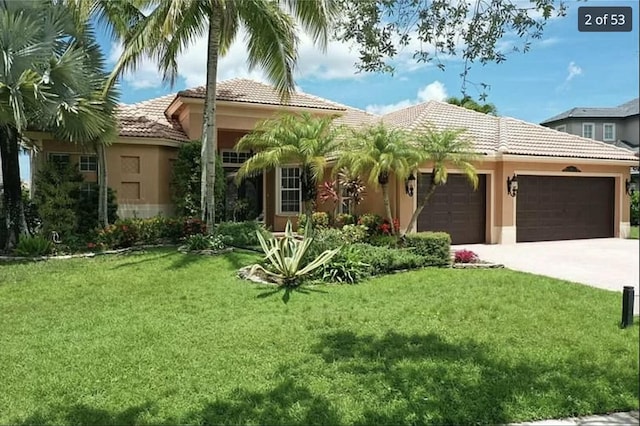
[38,138,179,218]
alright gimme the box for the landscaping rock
[237,265,280,285]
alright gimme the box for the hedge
[403,232,451,266]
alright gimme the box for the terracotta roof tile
[117,93,189,141]
[382,101,638,161]
[179,78,346,111]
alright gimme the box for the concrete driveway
[455,238,639,314]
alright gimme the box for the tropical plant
[253,220,340,287]
[236,112,339,217]
[318,168,366,216]
[12,235,55,257]
[183,234,225,251]
[105,0,337,232]
[403,125,480,234]
[446,96,498,115]
[0,0,117,251]
[335,123,419,234]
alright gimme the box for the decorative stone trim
[451,262,504,269]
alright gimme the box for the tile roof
[382,101,638,161]
[117,93,189,141]
[114,78,638,161]
[178,78,346,111]
[540,98,639,123]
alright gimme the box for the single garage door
[417,174,486,244]
[516,175,614,242]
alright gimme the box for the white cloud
[108,26,364,91]
[566,61,583,82]
[365,81,448,115]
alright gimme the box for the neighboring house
[28,79,636,244]
[540,98,639,155]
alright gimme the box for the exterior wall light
[507,173,518,197]
[405,173,416,197]
[625,178,637,196]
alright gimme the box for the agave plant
[253,220,339,287]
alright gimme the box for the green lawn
[630,226,639,239]
[0,249,637,425]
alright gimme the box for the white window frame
[221,149,252,167]
[555,125,567,132]
[48,152,70,164]
[79,155,98,172]
[276,166,302,216]
[582,122,595,139]
[603,123,616,141]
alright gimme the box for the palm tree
[335,123,419,234]
[235,112,338,217]
[64,0,143,228]
[107,0,337,232]
[0,0,118,251]
[446,96,498,115]
[403,125,479,235]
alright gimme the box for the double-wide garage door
[416,173,615,244]
[417,174,486,244]
[516,175,614,242]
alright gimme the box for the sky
[18,0,640,181]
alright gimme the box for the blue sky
[19,0,640,181]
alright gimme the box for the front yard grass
[0,248,637,425]
[629,226,639,239]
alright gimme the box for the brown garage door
[417,174,486,244]
[516,175,614,242]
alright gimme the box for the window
[582,123,595,139]
[81,183,96,196]
[278,167,301,214]
[221,150,252,166]
[603,123,616,141]
[48,153,70,168]
[555,125,567,132]
[79,155,97,172]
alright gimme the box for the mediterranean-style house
[28,79,638,244]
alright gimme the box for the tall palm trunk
[0,126,26,251]
[200,6,221,233]
[380,183,394,236]
[97,143,108,227]
[403,172,437,235]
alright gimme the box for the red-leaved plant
[454,249,479,264]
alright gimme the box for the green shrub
[76,184,118,234]
[403,232,451,266]
[33,162,118,240]
[631,191,639,226]
[183,217,207,237]
[368,234,401,248]
[321,246,369,284]
[334,213,356,227]
[298,211,331,231]
[13,235,54,257]
[357,213,383,235]
[340,224,368,243]
[349,243,424,275]
[184,234,226,251]
[172,140,225,221]
[97,220,140,248]
[215,221,270,247]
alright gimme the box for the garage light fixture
[625,179,637,196]
[405,173,416,197]
[507,174,518,197]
